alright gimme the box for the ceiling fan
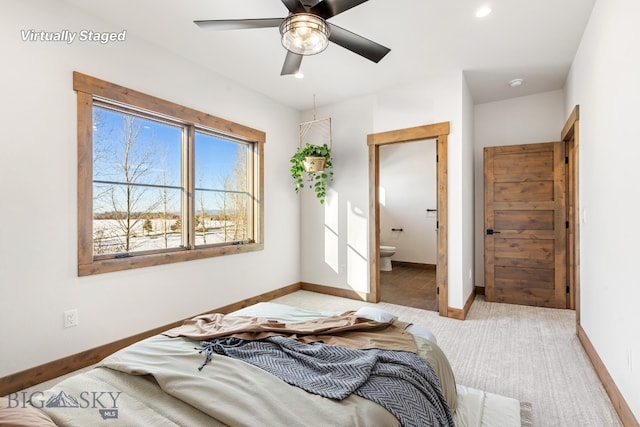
[194,0,391,76]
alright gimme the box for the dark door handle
[486,229,501,235]
[427,209,437,212]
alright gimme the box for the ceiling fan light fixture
[280,13,330,56]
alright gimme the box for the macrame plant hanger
[299,95,332,172]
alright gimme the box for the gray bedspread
[200,336,455,427]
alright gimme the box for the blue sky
[92,105,244,214]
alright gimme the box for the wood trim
[367,122,450,146]
[367,123,450,318]
[553,141,568,307]
[73,72,265,143]
[447,289,476,320]
[436,134,449,317]
[78,243,265,276]
[300,282,369,301]
[577,325,639,427]
[367,144,380,303]
[0,283,301,397]
[77,91,93,267]
[562,105,580,316]
[474,286,486,296]
[256,139,265,246]
[561,105,580,142]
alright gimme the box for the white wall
[461,76,475,303]
[565,0,640,419]
[300,71,475,309]
[0,0,301,377]
[473,90,566,287]
[300,96,375,294]
[380,140,437,264]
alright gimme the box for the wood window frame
[74,72,265,276]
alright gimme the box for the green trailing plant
[290,142,333,204]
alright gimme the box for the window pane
[194,190,250,245]
[195,132,252,246]
[92,106,183,256]
[93,184,184,255]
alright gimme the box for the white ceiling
[61,0,596,111]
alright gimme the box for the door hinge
[566,285,570,293]
[566,220,569,229]
[565,156,569,164]
[436,287,440,295]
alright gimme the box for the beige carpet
[272,290,623,427]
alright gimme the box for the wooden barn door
[484,142,567,308]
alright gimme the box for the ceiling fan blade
[328,23,390,63]
[310,0,370,19]
[194,18,284,31]
[280,0,307,14]
[281,51,303,75]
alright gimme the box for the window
[75,72,264,276]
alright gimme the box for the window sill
[78,243,264,276]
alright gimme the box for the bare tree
[157,149,175,249]
[225,145,249,241]
[94,113,159,253]
[197,179,208,245]
[217,175,231,242]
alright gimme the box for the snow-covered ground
[93,219,244,254]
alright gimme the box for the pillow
[0,397,57,427]
[413,335,458,413]
[406,324,437,344]
[354,306,398,323]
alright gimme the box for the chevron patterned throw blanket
[198,336,454,427]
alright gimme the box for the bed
[16,302,525,426]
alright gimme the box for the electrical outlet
[64,309,78,328]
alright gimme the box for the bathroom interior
[379,139,438,311]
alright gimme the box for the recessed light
[476,6,492,18]
[509,78,524,87]
[294,71,304,79]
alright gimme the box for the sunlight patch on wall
[379,185,387,206]
[346,200,369,292]
[347,200,367,258]
[324,228,339,274]
[324,188,339,274]
[347,245,368,293]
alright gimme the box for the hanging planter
[303,156,327,172]
[290,142,333,204]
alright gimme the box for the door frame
[367,122,450,316]
[562,105,580,317]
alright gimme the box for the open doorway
[378,139,438,311]
[367,122,450,317]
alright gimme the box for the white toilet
[379,245,396,271]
